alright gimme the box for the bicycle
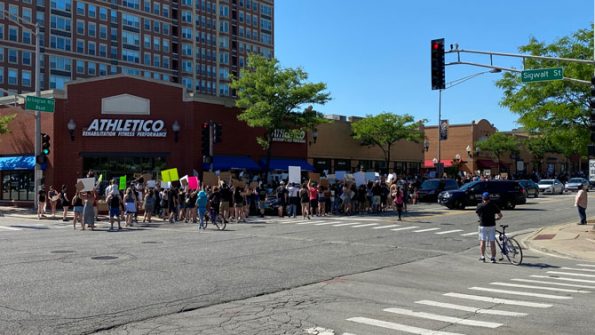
[495,224,523,265]
[203,210,226,231]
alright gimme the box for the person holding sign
[307,180,319,217]
[48,186,59,217]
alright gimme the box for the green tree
[0,114,16,134]
[496,27,593,160]
[230,54,331,181]
[524,135,557,172]
[351,113,424,170]
[476,132,519,172]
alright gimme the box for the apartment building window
[23,31,31,44]
[22,70,31,87]
[219,21,229,33]
[153,2,160,15]
[8,69,17,85]
[181,10,191,23]
[153,37,160,51]
[163,23,170,34]
[163,5,170,17]
[76,2,85,15]
[143,36,151,48]
[0,48,4,62]
[50,0,72,12]
[182,77,192,90]
[8,26,17,42]
[110,65,118,74]
[261,32,271,45]
[122,31,140,46]
[76,39,84,53]
[99,25,107,39]
[99,63,107,75]
[219,36,229,49]
[144,52,151,65]
[122,13,140,29]
[153,54,160,67]
[88,62,96,75]
[143,0,151,12]
[76,20,85,35]
[50,75,69,89]
[8,49,17,64]
[0,67,3,84]
[110,28,117,41]
[122,49,140,63]
[260,18,271,31]
[153,21,160,33]
[239,11,244,23]
[219,67,229,80]
[76,60,84,74]
[99,7,108,21]
[35,12,45,26]
[162,56,169,68]
[88,4,96,18]
[50,55,72,72]
[22,8,33,23]
[182,43,191,56]
[99,43,107,57]
[144,18,150,30]
[88,22,96,37]
[219,83,229,96]
[219,52,229,65]
[162,40,170,52]
[88,41,96,56]
[182,60,192,73]
[111,10,117,22]
[22,51,32,66]
[110,46,118,59]
[123,0,140,10]
[51,15,72,32]
[220,5,229,17]
[182,27,192,40]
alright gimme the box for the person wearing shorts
[476,192,502,263]
[108,194,122,231]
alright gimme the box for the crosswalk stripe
[372,225,397,229]
[333,222,362,227]
[352,223,378,228]
[547,271,595,278]
[576,264,595,267]
[0,226,22,231]
[490,282,589,293]
[561,267,595,273]
[461,232,477,236]
[415,300,527,316]
[511,278,595,289]
[314,221,341,226]
[296,220,326,225]
[469,287,572,300]
[391,226,418,231]
[531,275,595,284]
[383,307,502,328]
[444,292,553,308]
[435,229,464,235]
[346,317,465,335]
[413,228,440,233]
[336,217,382,221]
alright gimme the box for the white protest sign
[147,180,156,188]
[335,171,346,181]
[76,178,95,192]
[288,166,301,184]
[354,172,366,186]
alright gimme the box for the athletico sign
[82,119,167,137]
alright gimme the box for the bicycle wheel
[213,215,226,231]
[503,237,523,265]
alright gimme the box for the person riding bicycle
[476,192,502,263]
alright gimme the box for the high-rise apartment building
[0,0,274,97]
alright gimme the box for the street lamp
[309,128,318,145]
[67,119,76,141]
[423,138,430,152]
[171,120,181,142]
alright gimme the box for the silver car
[537,179,564,194]
[564,178,589,192]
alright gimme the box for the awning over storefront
[203,155,260,171]
[0,155,35,171]
[477,159,498,168]
[261,158,315,171]
[423,159,453,168]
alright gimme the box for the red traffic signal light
[431,38,445,90]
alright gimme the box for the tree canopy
[476,132,519,171]
[0,113,15,134]
[495,27,593,158]
[351,113,424,168]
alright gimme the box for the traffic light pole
[209,121,214,172]
[33,23,41,210]
[437,89,442,176]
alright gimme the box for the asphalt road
[0,193,592,335]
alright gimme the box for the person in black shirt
[476,192,503,263]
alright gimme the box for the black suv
[417,178,459,202]
[438,180,526,209]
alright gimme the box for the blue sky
[274,0,593,131]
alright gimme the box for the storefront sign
[271,129,306,143]
[82,119,167,137]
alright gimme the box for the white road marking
[372,225,398,229]
[511,278,595,289]
[346,317,465,335]
[415,300,527,316]
[547,271,595,278]
[435,229,464,235]
[490,282,589,293]
[576,264,595,267]
[531,275,595,284]
[444,292,553,308]
[314,221,342,226]
[352,223,378,228]
[297,220,325,225]
[0,226,22,231]
[391,226,418,231]
[461,232,478,236]
[333,222,363,227]
[335,217,383,221]
[413,228,440,233]
[561,267,595,273]
[469,287,572,300]
[383,307,501,328]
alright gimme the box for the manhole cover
[141,241,162,244]
[91,256,118,260]
[51,250,75,254]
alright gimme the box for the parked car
[518,179,539,198]
[537,179,564,194]
[564,178,589,192]
[438,180,526,210]
[417,178,459,202]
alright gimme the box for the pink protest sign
[188,176,199,190]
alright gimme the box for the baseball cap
[482,192,490,200]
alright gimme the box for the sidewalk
[522,219,595,262]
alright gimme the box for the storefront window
[83,156,167,186]
[1,171,34,201]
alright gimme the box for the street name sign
[521,68,563,83]
[25,96,55,113]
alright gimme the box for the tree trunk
[263,132,273,185]
[386,143,391,174]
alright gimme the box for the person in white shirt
[574,184,588,225]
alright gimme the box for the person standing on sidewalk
[476,192,502,263]
[575,184,588,225]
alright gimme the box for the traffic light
[41,133,50,155]
[213,123,222,143]
[201,122,211,157]
[431,38,445,90]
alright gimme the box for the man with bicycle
[476,192,502,263]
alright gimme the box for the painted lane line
[461,232,478,236]
[314,221,342,226]
[469,287,572,300]
[333,222,363,227]
[547,271,595,278]
[372,225,398,229]
[435,229,464,235]
[576,264,595,267]
[352,223,379,228]
[415,300,527,317]
[511,278,595,289]
[490,282,589,293]
[561,267,595,273]
[346,317,465,335]
[383,307,501,328]
[391,226,419,231]
[296,220,326,225]
[531,275,595,284]
[413,228,441,233]
[443,293,553,308]
[0,226,22,231]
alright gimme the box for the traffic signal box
[36,133,51,164]
[589,76,595,156]
[213,123,222,143]
[431,38,446,90]
[201,122,210,158]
